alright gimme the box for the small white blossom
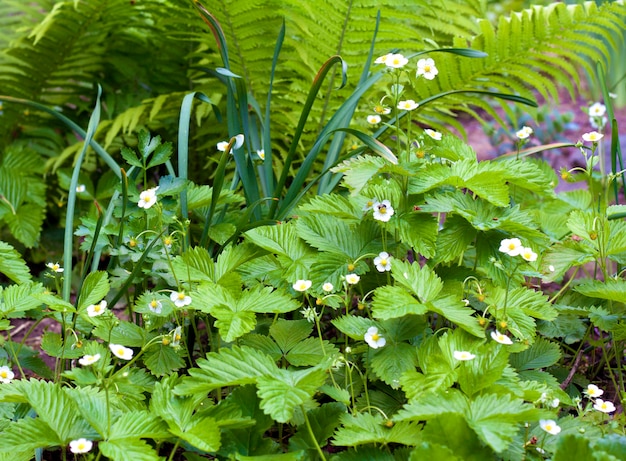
[424,128,442,140]
[588,102,606,117]
[322,282,334,292]
[582,131,604,142]
[148,299,163,314]
[374,252,392,272]
[109,344,133,361]
[593,399,616,413]
[234,134,245,149]
[87,300,107,317]
[491,331,513,345]
[300,307,317,323]
[374,105,391,115]
[170,291,192,307]
[515,126,533,140]
[397,100,419,111]
[75,184,86,193]
[453,350,476,361]
[171,326,182,348]
[46,262,64,273]
[256,149,265,160]
[363,198,377,211]
[367,114,382,124]
[416,58,438,80]
[217,141,229,152]
[69,439,93,454]
[385,53,409,69]
[499,238,523,256]
[373,200,395,222]
[520,247,538,262]
[138,187,158,209]
[0,366,14,384]
[374,53,393,65]
[364,326,386,349]
[345,273,360,285]
[78,354,101,366]
[585,384,604,398]
[293,280,312,292]
[539,419,561,435]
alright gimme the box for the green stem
[302,406,327,461]
[167,440,181,461]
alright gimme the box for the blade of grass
[62,85,102,301]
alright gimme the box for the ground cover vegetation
[0,0,626,459]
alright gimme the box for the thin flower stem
[302,406,327,461]
[167,440,181,461]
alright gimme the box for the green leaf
[99,438,161,461]
[456,342,509,396]
[510,337,561,371]
[120,146,143,168]
[146,141,173,169]
[553,434,594,461]
[332,412,422,447]
[109,410,170,440]
[574,278,626,302]
[393,213,438,258]
[371,285,428,320]
[332,315,379,340]
[391,260,443,303]
[40,331,83,359]
[170,416,221,453]
[0,282,44,314]
[588,306,619,332]
[270,319,312,352]
[400,370,456,401]
[416,415,491,461]
[370,342,418,389]
[287,338,338,367]
[4,203,45,248]
[172,247,215,282]
[290,403,346,453]
[0,241,31,283]
[77,271,110,312]
[410,442,462,461]
[68,386,110,438]
[175,346,277,396]
[93,320,146,347]
[143,344,186,376]
[213,307,258,343]
[0,417,62,452]
[257,367,326,423]
[298,194,363,222]
[430,295,484,338]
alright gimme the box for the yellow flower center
[379,206,387,214]
[371,333,380,341]
[380,259,388,266]
[424,65,431,72]
[164,237,172,245]
[177,293,186,300]
[129,239,137,247]
[150,300,158,308]
[0,371,7,378]
[508,243,516,250]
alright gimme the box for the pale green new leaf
[331,154,387,195]
[171,246,215,282]
[296,214,376,259]
[256,367,326,423]
[77,270,110,312]
[245,222,311,261]
[332,412,422,447]
[213,307,257,343]
[396,389,469,422]
[371,285,428,320]
[4,203,44,248]
[99,438,161,461]
[0,282,44,314]
[400,369,456,401]
[0,241,31,283]
[174,346,277,396]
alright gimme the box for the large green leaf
[99,439,161,461]
[174,346,277,396]
[430,295,484,338]
[77,271,110,312]
[371,285,428,320]
[256,367,326,423]
[4,203,44,248]
[370,342,418,389]
[509,337,561,371]
[0,241,31,283]
[169,416,221,453]
[289,402,346,453]
[332,412,422,447]
[108,411,170,440]
[390,260,443,303]
[0,417,62,452]
[0,282,44,314]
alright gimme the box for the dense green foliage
[0,1,626,460]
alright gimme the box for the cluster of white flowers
[515,126,533,140]
[584,384,616,413]
[498,238,537,262]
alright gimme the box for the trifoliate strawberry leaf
[0,282,44,314]
[256,367,326,423]
[433,215,477,264]
[400,369,456,401]
[296,214,376,259]
[213,307,257,343]
[4,203,44,248]
[143,343,186,376]
[456,341,509,396]
[120,146,143,168]
[270,319,312,352]
[68,386,110,438]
